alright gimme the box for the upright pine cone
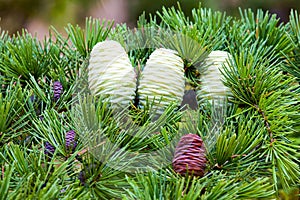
[172,134,207,177]
[138,48,185,117]
[65,130,77,150]
[53,81,63,101]
[197,50,232,105]
[88,40,136,109]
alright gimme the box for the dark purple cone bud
[45,141,55,155]
[53,81,63,101]
[65,130,76,150]
[30,95,35,103]
[78,170,86,186]
[172,134,207,177]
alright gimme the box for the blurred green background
[0,0,299,37]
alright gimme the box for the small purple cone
[45,141,55,155]
[66,130,77,150]
[78,171,86,186]
[53,81,63,101]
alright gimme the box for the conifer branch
[0,4,299,199]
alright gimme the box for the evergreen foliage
[0,3,299,199]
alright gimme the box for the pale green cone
[197,50,232,106]
[138,48,185,117]
[88,40,136,108]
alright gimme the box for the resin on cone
[138,48,185,117]
[197,50,232,106]
[88,40,136,109]
[172,134,207,177]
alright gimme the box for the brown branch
[2,165,4,179]
[76,141,106,156]
[254,104,273,140]
[231,154,247,159]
